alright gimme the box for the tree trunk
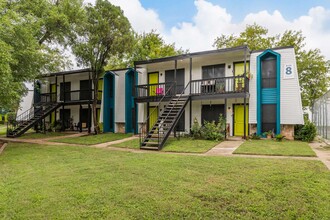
[92,77,100,134]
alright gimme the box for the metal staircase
[6,101,61,138]
[140,82,191,150]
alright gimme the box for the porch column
[244,47,247,93]
[79,104,82,132]
[88,72,91,133]
[133,65,137,134]
[224,98,227,139]
[62,74,65,131]
[55,75,57,122]
[244,97,246,139]
[189,57,192,131]
[146,102,150,133]
[174,59,177,94]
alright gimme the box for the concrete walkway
[205,139,244,156]
[309,142,330,170]
[92,136,139,148]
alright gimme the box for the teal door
[125,69,136,133]
[103,72,115,132]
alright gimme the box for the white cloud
[83,0,330,59]
[164,0,330,59]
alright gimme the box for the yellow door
[51,84,56,123]
[148,106,158,130]
[234,105,249,136]
[98,79,103,100]
[148,72,158,96]
[234,62,249,92]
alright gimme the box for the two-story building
[10,45,304,151]
[134,46,304,149]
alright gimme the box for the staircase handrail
[139,82,176,145]
[7,92,60,136]
[158,82,191,147]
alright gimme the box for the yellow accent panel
[234,105,249,136]
[234,62,249,92]
[98,79,103,100]
[148,73,158,96]
[148,107,158,130]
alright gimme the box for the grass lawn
[233,140,316,157]
[51,133,133,145]
[18,132,69,139]
[112,137,219,153]
[0,143,329,219]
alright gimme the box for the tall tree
[213,24,330,107]
[0,0,84,109]
[106,30,186,69]
[72,0,134,134]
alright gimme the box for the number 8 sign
[284,64,294,79]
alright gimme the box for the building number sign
[284,64,294,79]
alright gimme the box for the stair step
[140,146,159,150]
[144,141,159,145]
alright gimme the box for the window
[262,104,276,133]
[202,64,225,79]
[261,57,277,88]
[201,105,225,124]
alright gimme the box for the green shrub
[190,117,201,139]
[294,121,317,142]
[249,133,261,140]
[275,134,285,141]
[200,114,226,141]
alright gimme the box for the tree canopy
[106,30,186,70]
[72,0,134,133]
[214,24,330,107]
[0,0,84,110]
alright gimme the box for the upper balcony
[135,76,249,102]
[38,89,103,105]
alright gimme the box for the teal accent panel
[256,50,281,135]
[103,71,115,133]
[261,88,277,104]
[125,69,134,133]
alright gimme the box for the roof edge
[134,45,250,66]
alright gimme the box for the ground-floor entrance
[234,104,249,136]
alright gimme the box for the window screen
[202,105,225,124]
[261,57,277,88]
[262,104,276,133]
[202,64,225,79]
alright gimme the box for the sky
[83,0,330,59]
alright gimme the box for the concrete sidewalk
[309,142,330,170]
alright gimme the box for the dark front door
[201,104,225,124]
[175,111,185,132]
[80,108,91,128]
[60,109,71,129]
[60,82,71,101]
[80,80,92,100]
[165,69,185,94]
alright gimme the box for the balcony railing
[135,76,249,99]
[136,82,176,99]
[40,90,103,103]
[190,76,249,96]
